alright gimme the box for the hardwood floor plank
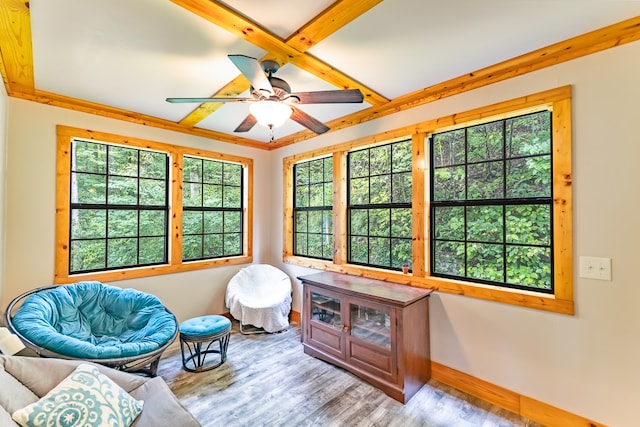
[158,322,541,426]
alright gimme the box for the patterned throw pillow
[12,363,143,427]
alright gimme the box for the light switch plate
[579,256,612,281]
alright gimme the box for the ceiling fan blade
[166,97,251,103]
[289,89,364,104]
[228,54,274,96]
[234,114,258,132]
[290,107,330,134]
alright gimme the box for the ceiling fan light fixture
[250,100,292,129]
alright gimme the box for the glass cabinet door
[310,292,341,329]
[349,303,391,349]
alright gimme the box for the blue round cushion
[11,282,178,359]
[180,315,231,337]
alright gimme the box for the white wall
[273,41,640,426]
[1,100,273,322]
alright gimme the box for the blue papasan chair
[4,282,178,376]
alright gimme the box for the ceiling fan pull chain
[269,125,275,143]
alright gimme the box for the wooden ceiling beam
[173,0,388,127]
[179,0,384,127]
[0,0,34,95]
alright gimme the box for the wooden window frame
[55,125,253,283]
[284,86,573,314]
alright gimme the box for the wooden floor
[158,322,542,427]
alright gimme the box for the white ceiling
[22,0,640,143]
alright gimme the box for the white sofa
[0,355,200,426]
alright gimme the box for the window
[182,156,244,261]
[293,157,333,260]
[69,140,169,273]
[347,140,412,270]
[283,86,573,314]
[431,111,553,293]
[56,126,253,283]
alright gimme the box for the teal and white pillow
[12,363,143,427]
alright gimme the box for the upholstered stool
[179,315,231,372]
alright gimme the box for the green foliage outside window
[294,157,333,260]
[348,139,412,270]
[69,140,168,273]
[182,156,243,261]
[431,111,553,292]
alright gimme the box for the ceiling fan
[166,54,364,136]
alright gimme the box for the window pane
[433,129,465,167]
[70,240,106,272]
[467,121,503,163]
[71,209,106,239]
[506,245,551,290]
[204,234,223,257]
[204,211,223,233]
[223,163,242,186]
[107,238,137,268]
[140,178,166,205]
[434,241,465,276]
[295,162,309,186]
[203,160,223,183]
[108,146,138,177]
[392,172,411,203]
[433,206,464,240]
[350,209,368,236]
[73,141,106,173]
[309,160,324,183]
[183,235,202,260]
[140,210,165,236]
[183,183,202,207]
[506,156,551,198]
[350,177,369,205]
[467,242,504,282]
[139,151,166,179]
[183,157,202,183]
[393,140,412,172]
[224,233,242,254]
[296,185,309,207]
[433,166,465,201]
[370,175,390,204]
[224,211,241,233]
[183,210,203,234]
[350,236,368,264]
[308,234,323,258]
[108,210,138,238]
[309,183,324,207]
[223,186,241,208]
[203,184,223,207]
[391,238,412,270]
[108,176,138,204]
[369,237,390,267]
[139,237,165,264]
[370,145,391,175]
[308,211,323,233]
[467,161,503,200]
[323,158,333,181]
[369,209,390,237]
[506,205,550,245]
[72,173,106,204]
[467,205,503,243]
[324,183,333,206]
[349,150,369,178]
[295,233,307,254]
[391,208,412,237]
[506,111,551,157]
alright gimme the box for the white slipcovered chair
[225,264,292,334]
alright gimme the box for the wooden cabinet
[299,272,433,403]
